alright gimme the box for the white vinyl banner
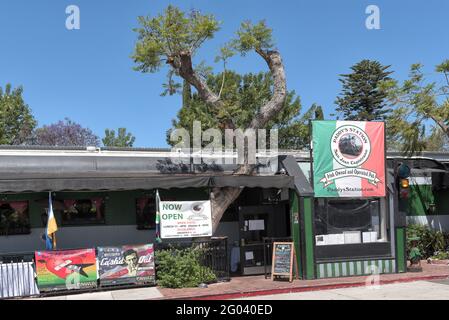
[160,201,212,239]
[0,262,40,298]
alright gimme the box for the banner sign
[97,244,155,286]
[34,249,97,292]
[312,121,386,198]
[160,200,212,238]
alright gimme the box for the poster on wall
[312,121,386,198]
[97,244,155,286]
[160,200,212,238]
[34,249,97,292]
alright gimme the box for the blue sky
[0,0,448,147]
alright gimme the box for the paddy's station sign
[312,121,386,198]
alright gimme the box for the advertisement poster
[34,249,97,292]
[97,244,155,286]
[312,121,386,198]
[160,200,212,239]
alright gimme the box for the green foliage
[407,224,448,259]
[167,71,319,150]
[424,127,449,151]
[385,60,449,154]
[335,60,393,121]
[102,128,136,147]
[155,247,217,288]
[132,6,220,74]
[0,83,36,145]
[232,20,274,54]
[432,251,449,260]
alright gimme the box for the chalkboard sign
[271,242,297,282]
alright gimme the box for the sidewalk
[33,262,449,300]
[32,287,163,300]
[158,262,449,300]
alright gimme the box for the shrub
[155,246,217,288]
[432,251,449,260]
[407,224,448,259]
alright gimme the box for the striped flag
[312,121,386,198]
[155,190,162,243]
[45,192,58,250]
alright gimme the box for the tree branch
[249,49,287,129]
[170,53,221,108]
[209,48,287,233]
[429,114,449,137]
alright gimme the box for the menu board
[271,242,297,282]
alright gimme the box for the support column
[289,190,302,279]
[302,197,316,280]
[396,227,407,273]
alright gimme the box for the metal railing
[154,237,230,283]
[0,252,39,299]
[0,238,229,299]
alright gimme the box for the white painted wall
[0,222,240,253]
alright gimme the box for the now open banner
[160,201,212,239]
[312,121,386,198]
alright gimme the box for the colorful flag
[155,190,161,243]
[312,120,386,198]
[45,192,58,250]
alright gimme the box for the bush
[432,251,449,260]
[407,224,448,259]
[155,246,217,288]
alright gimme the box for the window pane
[61,198,105,225]
[136,197,156,230]
[0,201,30,236]
[315,198,387,246]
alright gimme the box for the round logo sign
[331,125,371,167]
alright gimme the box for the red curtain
[63,199,77,209]
[9,201,28,214]
[137,198,149,212]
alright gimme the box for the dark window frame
[136,196,156,230]
[0,201,31,236]
[313,197,392,261]
[60,198,106,226]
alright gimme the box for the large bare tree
[132,6,287,232]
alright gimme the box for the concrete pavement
[238,280,449,300]
[31,286,163,300]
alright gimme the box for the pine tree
[335,60,393,121]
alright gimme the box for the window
[314,198,388,246]
[61,198,105,226]
[136,197,156,230]
[0,201,30,236]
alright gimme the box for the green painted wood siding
[0,188,208,228]
[317,259,396,278]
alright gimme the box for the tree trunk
[182,80,192,108]
[172,49,287,235]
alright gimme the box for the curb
[177,274,449,300]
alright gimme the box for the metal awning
[280,155,314,196]
[0,153,294,193]
[0,174,294,193]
